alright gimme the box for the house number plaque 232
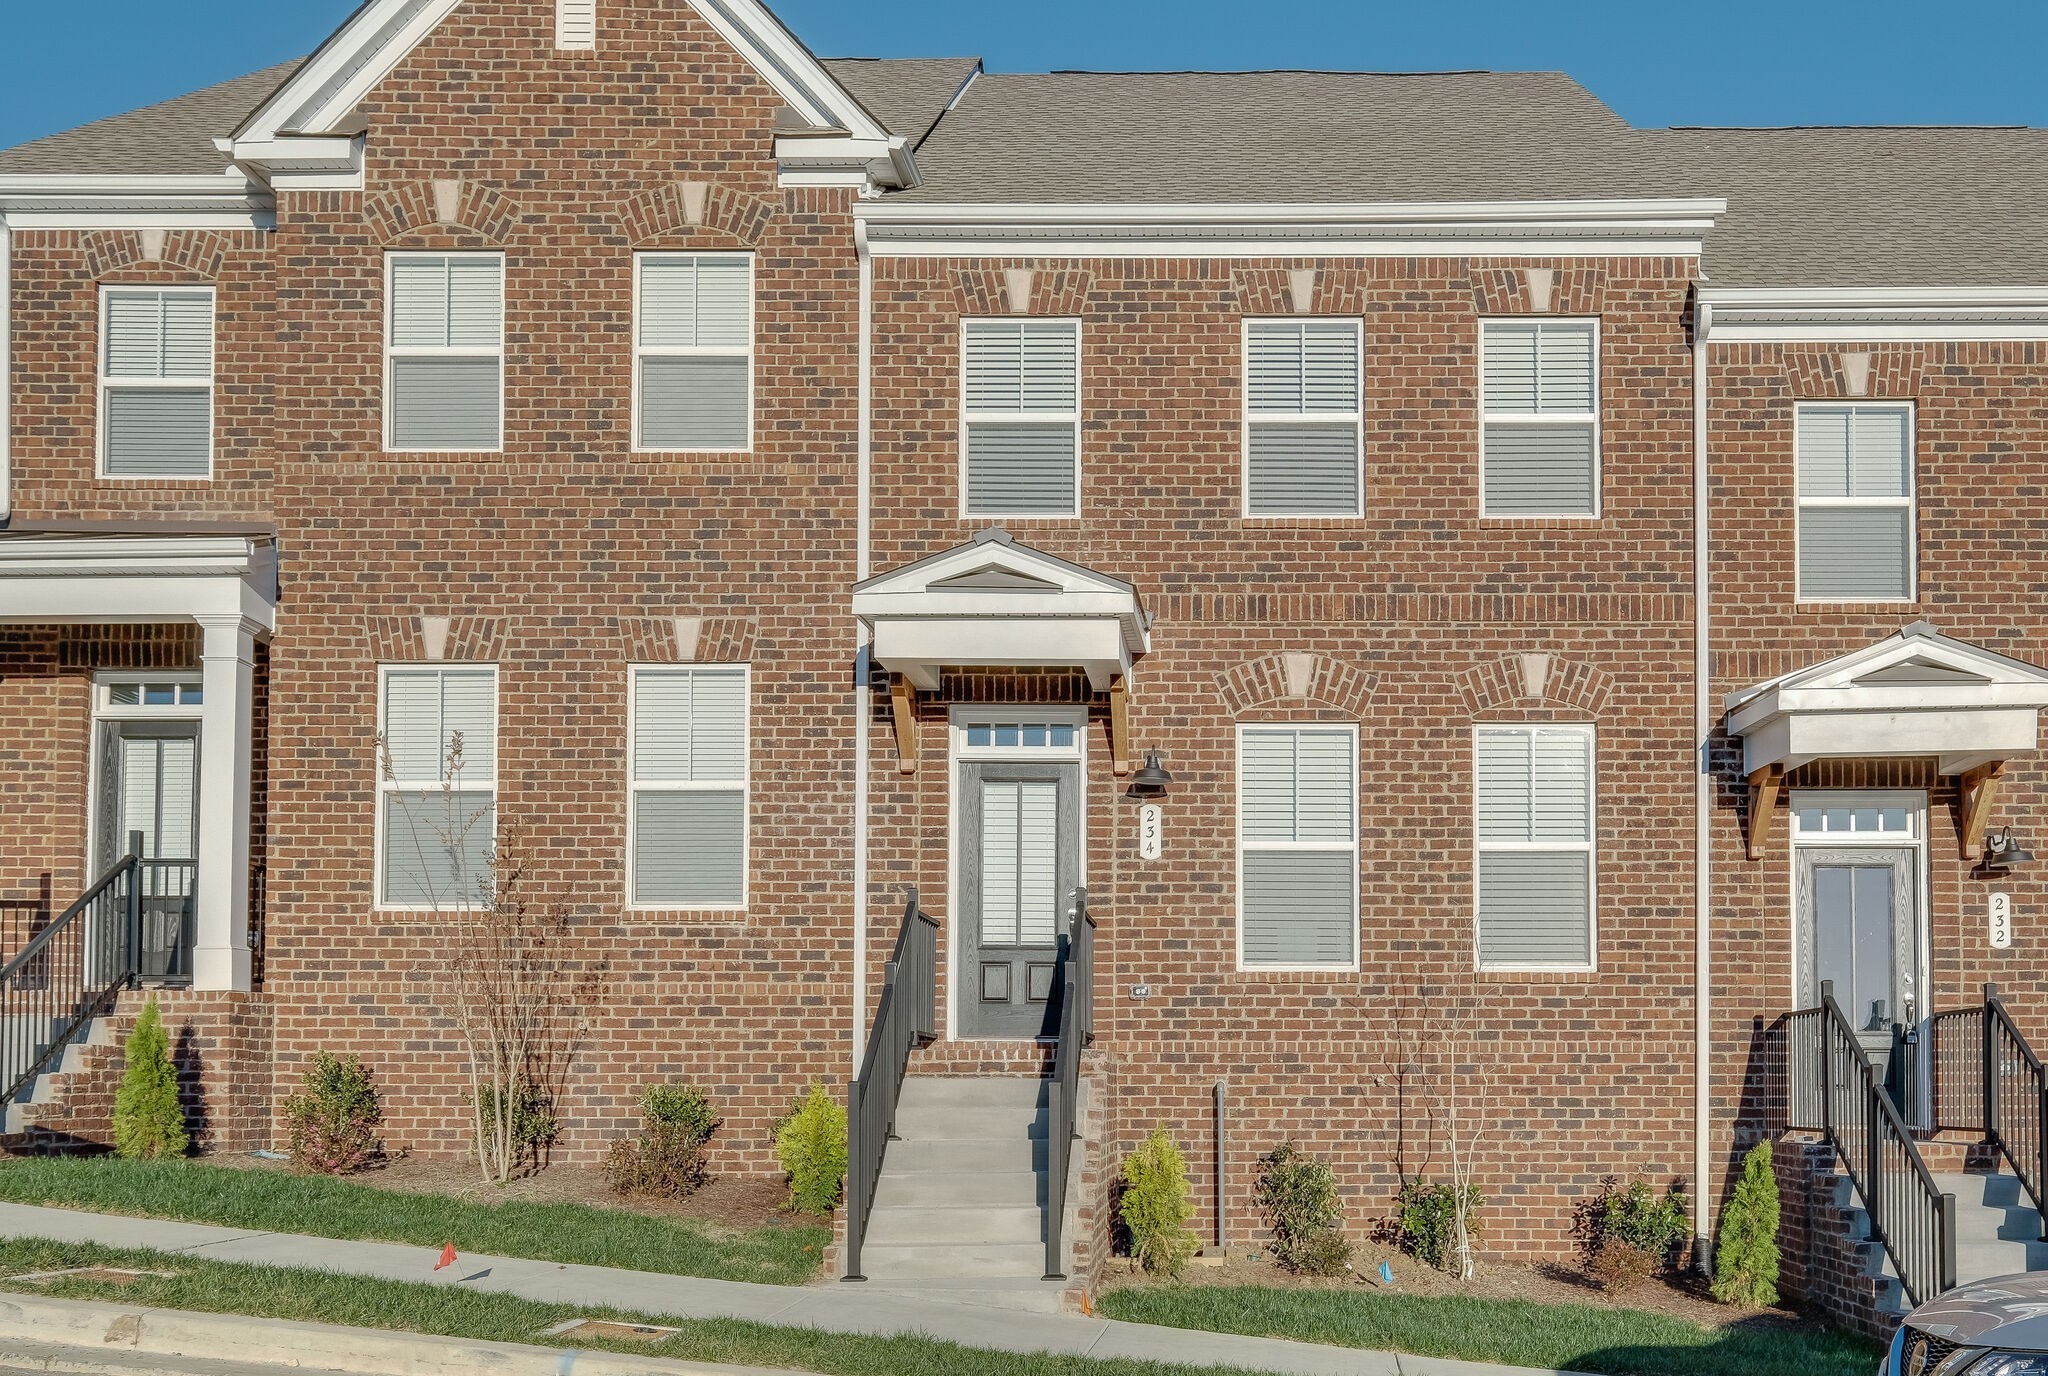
[1992,892,2015,950]
[1138,804,1164,861]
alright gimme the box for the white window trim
[1240,317,1365,520]
[1793,400,1917,605]
[944,704,1089,1041]
[958,316,1083,520]
[1477,316,1602,520]
[93,672,206,720]
[1234,722,1362,975]
[1472,723,1599,973]
[630,251,755,455]
[383,250,507,455]
[98,285,216,481]
[624,663,751,912]
[374,663,500,912]
[1783,788,1929,1029]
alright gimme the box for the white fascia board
[237,0,466,143]
[227,134,364,184]
[0,173,275,228]
[1700,285,2048,343]
[859,197,1728,228]
[1740,707,2040,778]
[0,534,262,574]
[687,0,889,143]
[777,134,918,191]
[856,595,1153,652]
[870,616,1134,692]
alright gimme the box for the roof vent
[557,0,596,50]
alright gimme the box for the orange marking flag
[435,1244,457,1271]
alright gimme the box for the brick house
[1,0,2045,1326]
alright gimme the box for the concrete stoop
[848,1074,1095,1314]
[1,1016,122,1146]
[1827,1161,2048,1324]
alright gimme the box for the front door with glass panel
[96,721,200,981]
[959,760,1080,1039]
[1796,845,1919,1077]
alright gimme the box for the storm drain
[542,1318,682,1343]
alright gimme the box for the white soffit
[853,529,1151,692]
[1726,621,2048,776]
[1699,287,2048,343]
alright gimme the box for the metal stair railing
[842,888,939,1282]
[1931,983,2048,1244]
[1,834,144,1106]
[1044,886,1096,1282]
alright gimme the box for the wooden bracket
[889,674,919,775]
[1958,761,2006,860]
[1746,764,1785,861]
[1109,677,1132,777]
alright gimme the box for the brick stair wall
[1773,1133,1896,1342]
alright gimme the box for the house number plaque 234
[1138,804,1164,861]
[1992,892,2014,950]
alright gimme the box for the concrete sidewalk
[0,1202,1594,1376]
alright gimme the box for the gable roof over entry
[1726,622,2048,778]
[853,529,1150,692]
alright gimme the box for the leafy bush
[113,996,188,1161]
[1395,1176,1482,1272]
[1254,1142,1352,1276]
[1712,1143,1781,1307]
[607,1083,721,1200]
[1120,1127,1200,1279]
[283,1053,383,1175]
[1587,1238,1661,1293]
[774,1083,846,1216]
[1578,1177,1689,1280]
[475,1079,557,1171]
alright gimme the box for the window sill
[1794,600,1922,612]
[618,908,749,926]
[1477,967,1599,984]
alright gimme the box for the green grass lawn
[1096,1284,1883,1376]
[0,1157,827,1287]
[0,1237,1276,1376]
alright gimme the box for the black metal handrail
[1931,1005,1985,1134]
[843,888,938,1282]
[1,840,143,1105]
[1981,985,2048,1241]
[1786,981,1956,1308]
[1044,886,1096,1281]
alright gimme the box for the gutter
[1692,295,1715,1268]
[851,214,874,1069]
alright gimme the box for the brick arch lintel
[1217,652,1377,719]
[619,181,780,248]
[1457,653,1613,718]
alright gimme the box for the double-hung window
[1244,320,1363,516]
[1474,725,1595,970]
[386,252,504,451]
[629,666,748,908]
[1237,725,1358,969]
[961,319,1080,517]
[378,667,498,907]
[100,287,214,477]
[1479,319,1599,516]
[635,254,753,452]
[1796,403,1914,602]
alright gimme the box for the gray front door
[96,721,200,981]
[959,761,1079,1039]
[1797,846,1918,1074]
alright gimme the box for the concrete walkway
[0,1203,1594,1376]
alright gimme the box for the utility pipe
[851,215,874,1070]
[1693,296,1716,1269]
[1,219,12,526]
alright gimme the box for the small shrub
[475,1079,557,1172]
[606,1083,721,1200]
[1587,1238,1660,1293]
[774,1083,847,1216]
[1254,1141,1352,1276]
[1712,1142,1781,1307]
[283,1053,383,1175]
[113,996,188,1161]
[1120,1127,1200,1279]
[1395,1176,1482,1272]
[1577,1176,1689,1276]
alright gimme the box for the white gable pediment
[1727,622,2048,777]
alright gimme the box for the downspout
[851,214,873,1070]
[1,218,12,526]
[1692,296,1715,1268]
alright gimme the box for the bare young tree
[1368,985,1493,1280]
[379,731,602,1185]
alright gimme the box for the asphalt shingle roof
[821,57,980,146]
[0,62,300,176]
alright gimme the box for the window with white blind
[1474,725,1596,970]
[386,253,504,452]
[100,287,214,478]
[1237,725,1358,970]
[961,319,1080,517]
[635,254,753,452]
[556,0,596,48]
[628,666,749,908]
[1796,403,1915,602]
[1479,319,1600,517]
[378,667,498,908]
[1244,319,1363,516]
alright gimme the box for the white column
[194,614,260,992]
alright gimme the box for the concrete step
[850,1275,1068,1314]
[873,1168,1044,1210]
[891,1101,1046,1143]
[898,1077,1048,1112]
[1957,1238,2048,1283]
[863,1205,1044,1247]
[854,1241,1048,1280]
[1934,1171,2033,1209]
[880,1137,1049,1174]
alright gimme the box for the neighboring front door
[97,722,201,981]
[1796,846,1918,1078]
[959,761,1080,1039]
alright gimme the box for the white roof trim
[853,529,1151,692]
[1698,286,2048,343]
[1726,622,2048,776]
[0,534,277,631]
[0,172,275,229]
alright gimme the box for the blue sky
[3,0,2045,151]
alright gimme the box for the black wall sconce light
[1984,826,2037,875]
[1127,751,1174,799]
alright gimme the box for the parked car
[1891,1275,2048,1374]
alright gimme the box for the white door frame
[945,705,1088,1042]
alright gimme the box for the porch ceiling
[1726,621,2048,777]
